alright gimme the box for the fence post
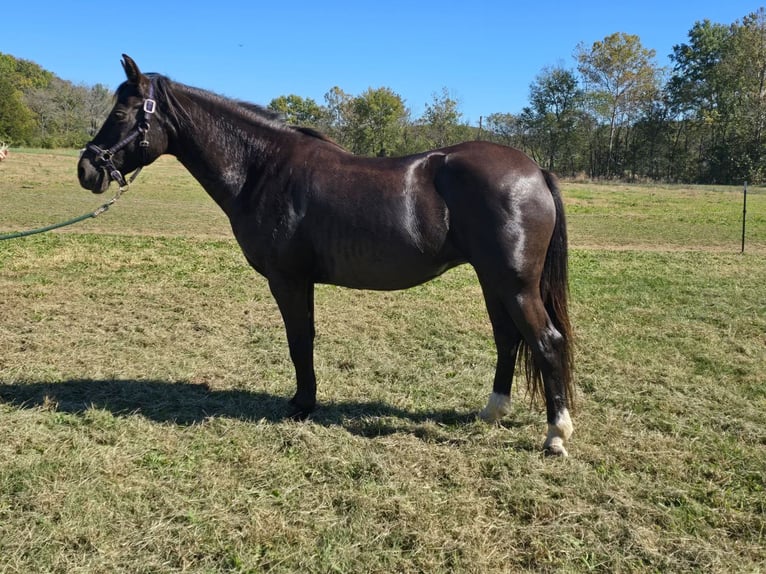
[741,181,747,254]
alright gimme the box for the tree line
[0,54,112,148]
[1,8,763,184]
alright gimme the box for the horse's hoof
[543,443,569,457]
[287,397,315,420]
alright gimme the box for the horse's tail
[519,170,575,411]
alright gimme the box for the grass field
[1,151,765,573]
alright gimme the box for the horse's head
[78,55,169,194]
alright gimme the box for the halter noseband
[86,80,157,189]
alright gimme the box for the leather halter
[86,81,156,189]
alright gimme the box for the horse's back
[436,141,549,198]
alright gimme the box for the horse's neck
[168,88,286,214]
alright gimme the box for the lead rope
[0,170,139,241]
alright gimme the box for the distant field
[0,151,764,573]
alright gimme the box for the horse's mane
[234,101,342,146]
[234,101,284,123]
[292,126,342,146]
[145,74,342,148]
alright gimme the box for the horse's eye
[114,109,128,121]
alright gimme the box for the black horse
[78,55,575,455]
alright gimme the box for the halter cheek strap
[87,81,156,190]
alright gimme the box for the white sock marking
[544,408,573,456]
[479,392,512,422]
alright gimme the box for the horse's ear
[121,54,143,85]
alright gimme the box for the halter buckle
[143,98,157,114]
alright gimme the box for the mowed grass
[0,151,764,573]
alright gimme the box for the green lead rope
[0,170,139,241]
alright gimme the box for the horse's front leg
[268,275,317,419]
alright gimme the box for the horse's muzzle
[77,154,110,194]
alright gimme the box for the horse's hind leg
[477,272,573,455]
[507,287,573,456]
[478,287,522,422]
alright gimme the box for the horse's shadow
[0,378,503,440]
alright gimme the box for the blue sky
[2,1,761,124]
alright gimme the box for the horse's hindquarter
[303,152,465,290]
[433,142,556,272]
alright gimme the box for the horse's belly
[315,238,463,290]
[305,183,464,289]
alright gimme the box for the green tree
[25,78,94,147]
[84,84,113,138]
[322,86,353,148]
[722,9,766,182]
[0,53,50,144]
[521,66,584,173]
[484,113,522,147]
[667,19,731,181]
[668,10,766,183]
[576,32,662,176]
[268,94,326,127]
[667,20,729,116]
[0,52,52,91]
[0,74,35,143]
[419,87,466,148]
[348,87,408,156]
